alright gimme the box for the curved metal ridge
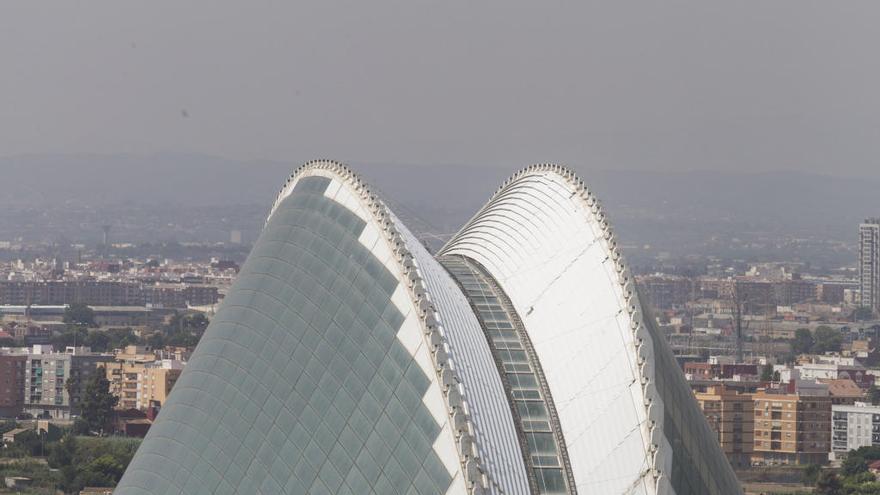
[440,163,666,489]
[271,160,489,495]
[440,254,577,495]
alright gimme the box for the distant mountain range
[0,153,875,253]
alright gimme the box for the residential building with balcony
[23,345,114,420]
[831,402,880,460]
[694,384,755,468]
[106,358,183,411]
[752,383,832,465]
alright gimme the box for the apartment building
[107,362,142,410]
[637,275,694,310]
[860,219,880,315]
[0,352,26,417]
[831,402,880,460]
[146,284,219,308]
[0,281,220,309]
[694,384,755,468]
[0,281,144,306]
[106,347,183,411]
[752,384,832,465]
[136,361,182,410]
[107,346,158,410]
[23,345,114,419]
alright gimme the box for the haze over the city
[4,4,880,494]
[2,1,880,178]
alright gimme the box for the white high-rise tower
[859,219,880,315]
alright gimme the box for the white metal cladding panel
[392,213,532,495]
[442,171,657,495]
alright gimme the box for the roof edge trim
[272,160,490,494]
[441,163,668,489]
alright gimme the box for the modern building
[752,385,832,465]
[694,385,755,468]
[831,402,880,460]
[23,345,113,419]
[116,161,742,494]
[860,219,880,315]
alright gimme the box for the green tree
[792,328,814,355]
[854,306,874,322]
[868,384,880,405]
[166,312,209,335]
[48,434,77,469]
[146,331,165,349]
[760,363,774,381]
[187,313,209,333]
[105,327,138,349]
[87,454,126,482]
[79,367,118,434]
[71,418,90,435]
[166,331,199,347]
[85,331,111,352]
[0,419,17,435]
[1,429,52,458]
[803,464,821,485]
[63,303,95,327]
[843,454,869,476]
[59,464,80,493]
[813,326,843,354]
[161,312,210,348]
[50,436,138,492]
[815,470,842,494]
[52,327,88,351]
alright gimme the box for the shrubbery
[48,434,140,493]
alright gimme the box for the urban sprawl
[2,220,880,491]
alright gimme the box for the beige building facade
[694,384,755,468]
[753,389,831,465]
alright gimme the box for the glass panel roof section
[116,175,454,495]
[440,255,575,495]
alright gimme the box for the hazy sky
[2,2,879,176]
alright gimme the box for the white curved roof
[270,161,488,494]
[441,165,667,494]
[119,160,739,495]
[391,212,531,495]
